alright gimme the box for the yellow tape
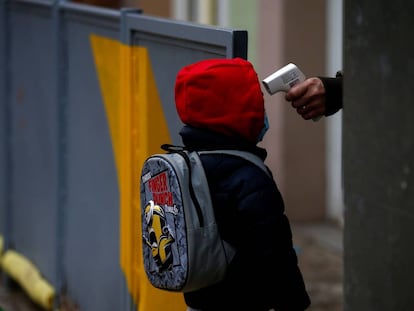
[0,250,55,310]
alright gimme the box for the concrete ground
[0,281,43,311]
[0,221,343,311]
[293,222,344,311]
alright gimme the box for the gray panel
[124,13,247,145]
[343,1,414,310]
[8,2,58,284]
[62,8,124,311]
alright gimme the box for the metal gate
[0,1,247,310]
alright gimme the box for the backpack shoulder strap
[160,144,271,177]
[159,144,207,227]
[199,150,271,178]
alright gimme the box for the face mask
[257,112,269,142]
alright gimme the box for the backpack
[139,144,270,293]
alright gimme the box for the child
[175,58,310,311]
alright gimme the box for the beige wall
[258,0,327,221]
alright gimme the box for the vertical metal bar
[1,0,12,256]
[231,30,248,59]
[120,8,141,44]
[52,0,67,307]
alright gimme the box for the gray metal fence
[0,1,247,310]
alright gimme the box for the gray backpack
[140,144,270,292]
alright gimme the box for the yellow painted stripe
[90,34,185,310]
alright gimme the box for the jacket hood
[175,58,265,143]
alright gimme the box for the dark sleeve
[319,70,343,116]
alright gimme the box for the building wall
[258,0,327,221]
[73,0,171,17]
[124,0,171,17]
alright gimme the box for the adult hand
[285,77,326,120]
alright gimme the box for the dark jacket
[320,71,343,116]
[181,126,311,311]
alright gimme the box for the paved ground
[0,281,44,311]
[0,221,343,311]
[293,222,344,311]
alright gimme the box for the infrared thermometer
[262,63,305,94]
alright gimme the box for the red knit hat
[175,58,264,143]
